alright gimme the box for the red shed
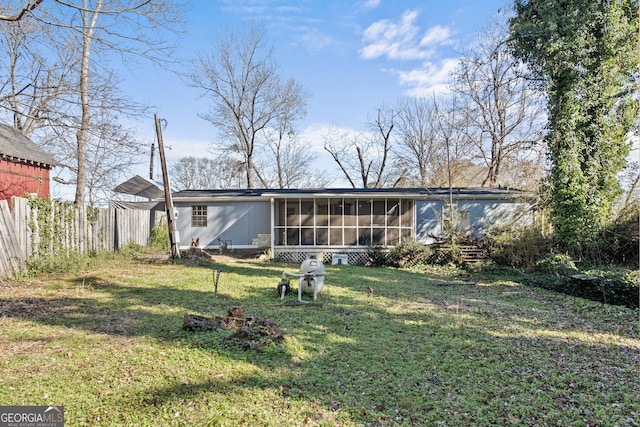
[0,124,58,203]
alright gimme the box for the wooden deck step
[458,245,489,263]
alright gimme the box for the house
[171,187,536,264]
[0,124,58,203]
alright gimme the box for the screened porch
[273,197,414,248]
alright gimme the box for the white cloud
[361,0,382,9]
[219,0,306,17]
[395,57,459,97]
[163,138,214,163]
[360,10,424,60]
[299,122,333,152]
[420,25,453,47]
[297,28,333,52]
[360,10,453,61]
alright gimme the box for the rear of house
[172,187,535,264]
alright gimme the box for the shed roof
[0,124,58,166]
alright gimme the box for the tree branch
[0,0,43,21]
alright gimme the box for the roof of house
[172,187,534,202]
[0,124,58,166]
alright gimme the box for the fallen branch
[433,281,476,286]
[268,300,323,307]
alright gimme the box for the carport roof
[113,175,167,199]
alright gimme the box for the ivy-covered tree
[509,0,638,251]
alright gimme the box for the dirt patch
[0,297,139,336]
[0,297,74,320]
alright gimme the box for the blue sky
[109,0,510,187]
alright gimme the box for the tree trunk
[75,0,102,205]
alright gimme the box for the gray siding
[416,199,533,244]
[175,201,270,248]
[416,201,443,244]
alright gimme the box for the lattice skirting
[275,250,371,265]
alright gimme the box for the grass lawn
[0,254,638,426]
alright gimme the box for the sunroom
[273,196,414,263]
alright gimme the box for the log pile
[182,306,284,351]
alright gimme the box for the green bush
[534,253,578,275]
[481,208,638,268]
[149,224,170,251]
[366,240,432,268]
[388,240,433,268]
[485,225,557,270]
[523,269,639,309]
[365,245,390,267]
[581,206,639,265]
[428,243,464,266]
[118,239,143,259]
[23,251,102,277]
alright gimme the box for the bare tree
[0,13,77,135]
[170,156,208,190]
[264,130,319,188]
[0,1,185,204]
[432,94,486,187]
[169,155,246,190]
[0,9,158,206]
[261,77,315,188]
[323,105,395,188]
[394,97,442,187]
[66,0,183,204]
[393,95,481,188]
[85,125,142,207]
[80,79,146,207]
[190,25,309,189]
[0,0,43,22]
[451,15,545,188]
[368,106,395,188]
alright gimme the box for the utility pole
[636,3,639,314]
[149,141,155,180]
[154,113,180,258]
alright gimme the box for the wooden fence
[0,196,158,279]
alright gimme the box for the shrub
[523,267,639,309]
[149,224,170,251]
[581,206,639,265]
[388,240,433,268]
[366,241,432,268]
[534,253,578,275]
[428,243,464,266]
[485,225,557,270]
[365,245,390,267]
[118,239,143,259]
[25,252,92,276]
[594,270,639,308]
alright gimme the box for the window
[192,206,207,227]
